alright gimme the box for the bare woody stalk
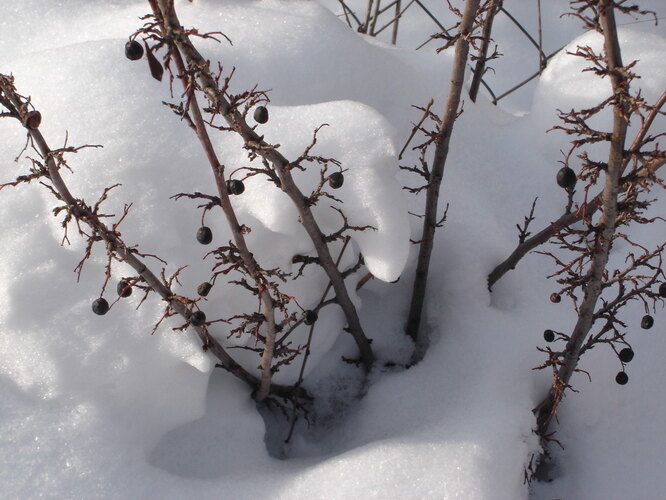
[151,1,374,371]
[469,0,502,102]
[0,76,298,400]
[405,0,481,348]
[487,90,666,290]
[391,0,401,45]
[148,0,280,402]
[533,0,630,436]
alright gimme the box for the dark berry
[197,282,212,297]
[550,293,561,304]
[117,280,132,298]
[303,309,318,326]
[328,172,344,189]
[226,179,245,195]
[543,329,555,342]
[556,166,577,189]
[190,310,206,327]
[253,106,269,124]
[615,371,629,385]
[618,348,634,363]
[92,298,109,315]
[23,110,42,130]
[125,40,144,61]
[658,282,666,298]
[641,314,654,330]
[196,226,213,245]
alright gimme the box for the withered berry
[328,172,344,189]
[197,282,212,297]
[92,298,109,315]
[226,179,245,195]
[550,293,561,304]
[303,309,318,326]
[659,282,666,298]
[543,329,555,343]
[125,40,144,61]
[641,314,654,330]
[190,310,206,327]
[253,106,269,124]
[23,111,42,130]
[618,348,634,363]
[615,371,629,385]
[196,226,213,245]
[556,166,577,189]
[117,280,132,298]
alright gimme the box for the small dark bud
[618,348,634,363]
[641,314,654,330]
[549,293,561,303]
[226,179,245,195]
[196,226,213,245]
[190,310,207,327]
[253,106,269,124]
[23,110,42,130]
[125,40,144,61]
[543,329,555,343]
[117,280,132,298]
[658,282,666,298]
[615,371,629,385]
[92,298,109,315]
[303,309,318,326]
[328,172,344,189]
[197,282,213,297]
[556,166,577,189]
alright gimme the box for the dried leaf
[144,42,164,82]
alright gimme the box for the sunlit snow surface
[0,0,665,498]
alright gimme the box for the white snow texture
[0,0,664,498]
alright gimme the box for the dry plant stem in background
[150,1,374,374]
[487,90,666,290]
[0,75,300,400]
[405,0,481,350]
[533,0,631,437]
[469,0,503,103]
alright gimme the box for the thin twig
[152,0,375,375]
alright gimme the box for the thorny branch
[530,0,665,459]
[0,73,303,400]
[146,0,375,386]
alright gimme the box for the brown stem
[535,0,630,436]
[469,0,503,102]
[392,0,401,44]
[370,0,382,35]
[152,8,280,402]
[405,0,481,351]
[152,0,374,370]
[0,76,304,398]
[487,89,666,290]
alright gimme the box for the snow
[0,0,665,498]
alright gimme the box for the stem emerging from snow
[151,0,374,378]
[405,0,481,351]
[534,0,630,437]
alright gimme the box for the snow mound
[226,100,409,282]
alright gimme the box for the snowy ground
[1,1,665,498]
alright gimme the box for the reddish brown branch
[151,0,374,375]
[534,0,631,437]
[469,0,503,102]
[488,89,666,290]
[0,74,301,400]
[405,0,482,350]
